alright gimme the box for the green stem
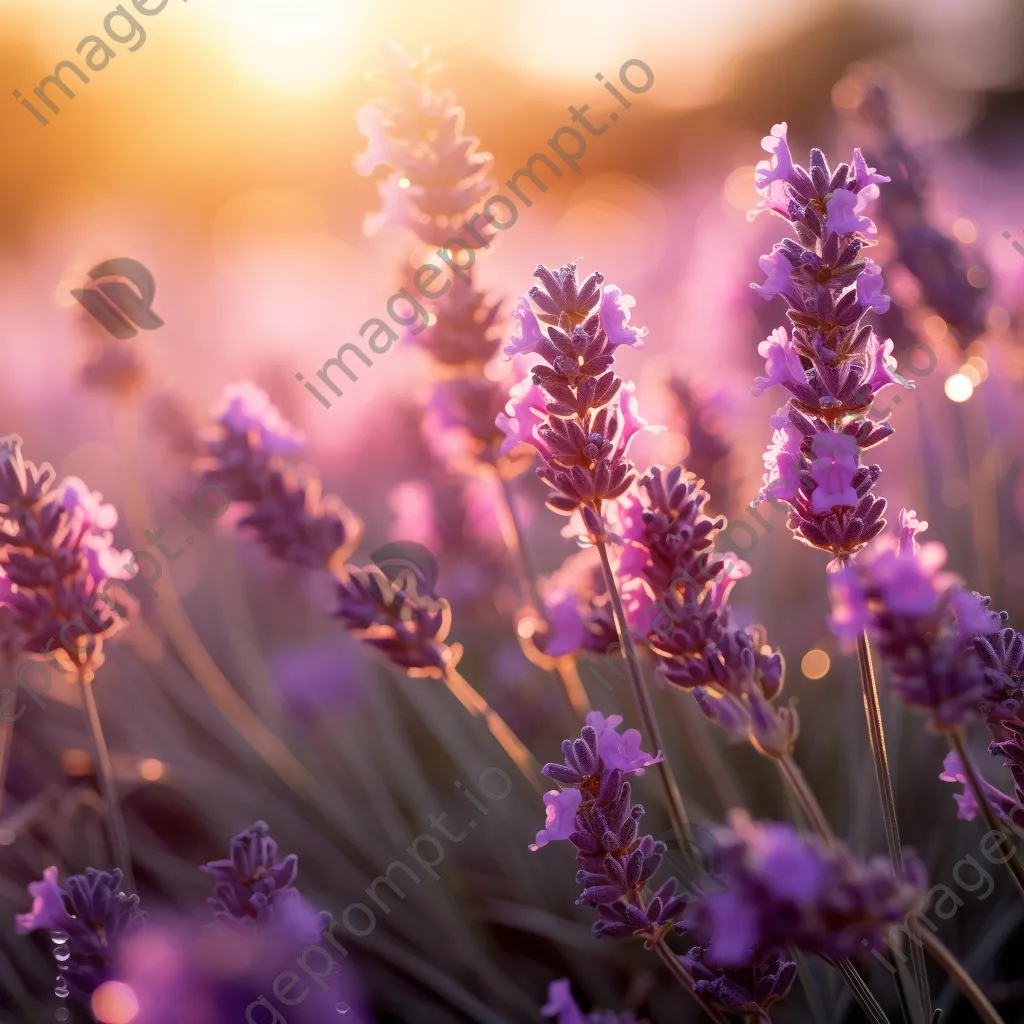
[853,627,931,1024]
[79,667,135,894]
[910,921,1004,1024]
[593,533,692,862]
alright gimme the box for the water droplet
[54,980,69,999]
[50,931,69,945]
[53,946,71,963]
[55,1009,69,1022]
[335,1003,351,1014]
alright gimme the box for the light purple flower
[15,866,74,935]
[751,246,794,300]
[856,260,890,314]
[597,724,663,775]
[939,752,981,821]
[616,381,662,450]
[754,123,794,190]
[496,373,549,455]
[950,590,1002,643]
[542,593,591,658]
[213,383,304,456]
[863,333,907,397]
[363,172,411,236]
[541,980,588,1024]
[757,422,803,505]
[503,297,546,358]
[753,327,805,397]
[851,149,890,191]
[825,186,879,237]
[897,508,927,555]
[599,286,647,349]
[808,432,860,515]
[530,788,583,851]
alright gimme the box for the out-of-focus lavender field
[3,1,1024,1022]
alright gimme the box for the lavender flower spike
[541,978,641,1023]
[828,516,1001,731]
[533,716,685,941]
[197,383,361,572]
[15,865,146,1000]
[686,810,926,965]
[496,264,657,531]
[749,125,913,562]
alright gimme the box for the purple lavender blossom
[685,810,926,965]
[354,43,493,246]
[541,978,641,1024]
[750,124,914,561]
[496,265,657,528]
[679,942,796,1020]
[335,561,460,677]
[532,716,685,940]
[531,549,617,660]
[0,436,135,673]
[616,466,794,755]
[197,383,361,572]
[828,517,1001,730]
[201,821,328,939]
[15,866,145,999]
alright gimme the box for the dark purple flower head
[839,80,990,352]
[0,436,135,673]
[750,125,914,561]
[354,42,494,245]
[496,265,656,528]
[686,810,926,965]
[828,518,1001,731]
[666,376,735,514]
[945,621,1024,833]
[615,466,794,755]
[529,549,617,661]
[335,561,460,677]
[680,941,796,1020]
[541,978,642,1024]
[197,383,361,572]
[201,821,327,937]
[532,714,680,941]
[15,865,146,999]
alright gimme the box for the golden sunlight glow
[92,981,139,1024]
[952,218,977,244]
[398,178,412,189]
[62,749,93,776]
[139,758,165,782]
[212,0,368,96]
[800,649,831,680]
[944,373,974,402]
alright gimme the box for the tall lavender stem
[78,667,134,894]
[593,532,692,860]
[948,730,1024,901]
[495,472,590,716]
[909,922,1004,1024]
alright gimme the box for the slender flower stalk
[531,715,793,1023]
[909,921,1004,1024]
[496,262,691,851]
[355,45,590,717]
[748,123,937,1019]
[0,437,138,890]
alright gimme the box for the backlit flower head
[496,264,657,532]
[686,810,926,965]
[198,384,361,572]
[749,125,913,561]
